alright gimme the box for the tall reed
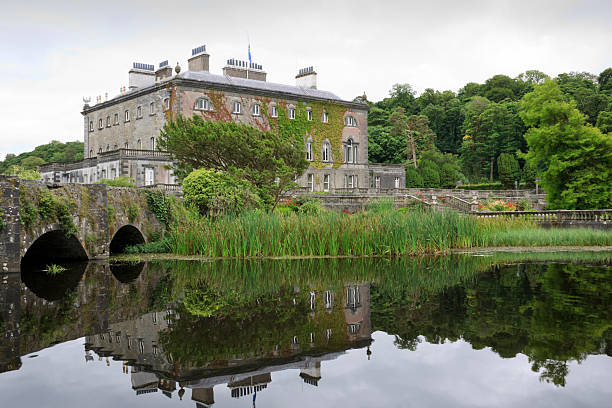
[164,208,612,258]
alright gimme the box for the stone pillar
[0,176,21,272]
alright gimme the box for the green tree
[497,153,520,189]
[158,116,308,209]
[596,110,612,133]
[20,156,45,170]
[598,68,612,93]
[521,159,538,188]
[520,80,612,209]
[420,160,441,187]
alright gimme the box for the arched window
[98,147,102,154]
[305,138,313,161]
[89,149,93,158]
[106,116,111,127]
[252,103,260,116]
[269,103,278,118]
[137,139,142,149]
[106,144,110,151]
[322,141,331,162]
[344,115,357,127]
[306,107,312,121]
[321,109,328,123]
[124,142,128,149]
[150,137,155,150]
[288,106,296,119]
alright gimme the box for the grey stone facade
[40,44,404,189]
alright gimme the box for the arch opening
[110,261,145,283]
[22,230,89,268]
[110,225,145,254]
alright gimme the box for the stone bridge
[0,175,164,272]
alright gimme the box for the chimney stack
[129,62,155,91]
[223,59,266,81]
[155,60,173,82]
[296,66,317,89]
[188,44,210,72]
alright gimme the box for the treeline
[366,68,612,189]
[0,140,84,175]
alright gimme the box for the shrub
[182,168,261,216]
[298,199,324,215]
[420,161,441,188]
[522,160,538,189]
[439,163,458,188]
[405,166,424,187]
[497,153,520,189]
[96,177,136,187]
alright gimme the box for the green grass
[159,207,612,258]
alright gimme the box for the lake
[1,252,611,407]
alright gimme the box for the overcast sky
[1,0,611,160]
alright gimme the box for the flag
[248,44,252,64]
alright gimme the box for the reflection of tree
[371,263,612,387]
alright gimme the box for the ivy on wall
[192,90,352,170]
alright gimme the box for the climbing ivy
[194,91,351,169]
[0,209,5,233]
[18,186,77,237]
[146,190,172,226]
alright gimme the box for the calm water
[1,253,611,407]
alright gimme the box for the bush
[497,153,520,189]
[522,160,537,188]
[439,163,458,188]
[420,160,441,188]
[96,177,136,187]
[182,168,261,216]
[405,166,423,187]
[298,199,324,215]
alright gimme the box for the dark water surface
[1,252,611,407]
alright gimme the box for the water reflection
[0,252,611,406]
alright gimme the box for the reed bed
[161,208,612,258]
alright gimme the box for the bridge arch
[109,224,146,254]
[21,229,89,267]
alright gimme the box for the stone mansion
[40,44,405,191]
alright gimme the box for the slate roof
[179,70,344,102]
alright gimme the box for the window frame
[270,105,278,118]
[288,107,296,120]
[344,115,357,127]
[252,103,260,116]
[307,174,314,192]
[124,109,130,122]
[149,102,155,115]
[322,141,331,162]
[89,121,94,131]
[305,140,313,161]
[323,174,330,192]
[137,105,142,118]
[106,116,111,127]
[322,110,328,123]
[233,101,242,114]
[306,108,312,121]
[98,119,103,129]
[114,113,119,125]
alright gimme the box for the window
[324,290,333,309]
[124,142,128,149]
[89,121,94,131]
[98,119,103,129]
[106,116,111,127]
[163,98,170,110]
[395,177,400,189]
[288,107,296,119]
[322,141,331,162]
[307,174,314,192]
[346,286,361,308]
[344,115,357,127]
[306,109,312,121]
[233,101,241,114]
[195,98,210,111]
[124,110,130,122]
[89,149,93,158]
[150,102,155,115]
[345,139,357,164]
[322,110,328,123]
[348,322,362,335]
[150,137,155,150]
[110,168,116,179]
[114,113,119,124]
[106,144,110,151]
[138,339,145,355]
[137,106,142,118]
[345,175,358,188]
[323,174,330,192]
[98,147,102,154]
[305,140,313,161]
[137,139,141,149]
[309,291,315,310]
[252,103,260,116]
[270,105,278,117]
[375,176,381,188]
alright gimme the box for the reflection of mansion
[39,43,404,191]
[84,283,372,405]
